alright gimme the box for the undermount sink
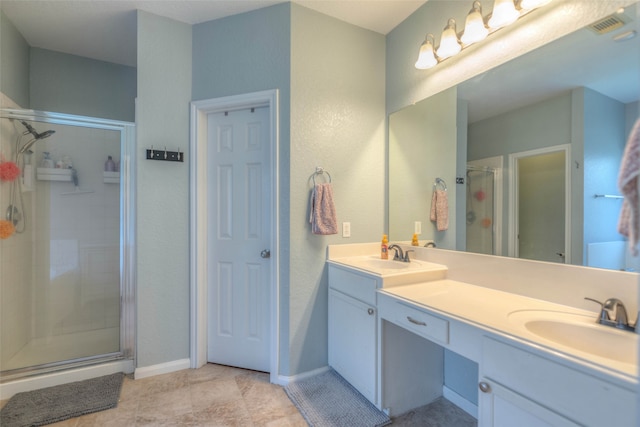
[508,310,638,365]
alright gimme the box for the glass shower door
[0,110,134,379]
[466,167,496,255]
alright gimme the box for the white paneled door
[207,106,271,372]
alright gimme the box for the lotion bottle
[381,234,389,259]
[412,234,419,246]
[105,156,116,172]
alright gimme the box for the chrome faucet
[585,297,636,332]
[388,245,412,262]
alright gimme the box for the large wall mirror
[389,2,640,272]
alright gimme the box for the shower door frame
[0,108,136,381]
[467,156,504,256]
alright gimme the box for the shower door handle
[260,249,271,259]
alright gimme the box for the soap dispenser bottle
[412,234,419,246]
[381,234,389,259]
[105,156,116,172]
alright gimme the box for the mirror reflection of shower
[466,165,497,256]
[5,120,56,233]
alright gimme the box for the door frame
[189,90,279,382]
[507,144,571,262]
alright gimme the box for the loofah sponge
[0,160,21,182]
[0,220,15,239]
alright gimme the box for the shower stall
[465,165,499,255]
[0,109,135,391]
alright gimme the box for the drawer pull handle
[407,316,427,326]
[478,382,491,393]
[368,308,375,315]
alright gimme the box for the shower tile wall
[0,114,34,367]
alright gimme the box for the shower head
[17,122,55,154]
[37,130,55,140]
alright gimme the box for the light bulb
[488,0,519,29]
[520,0,552,10]
[436,19,462,59]
[461,1,489,46]
[415,34,438,69]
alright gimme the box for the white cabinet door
[478,379,579,427]
[328,289,376,404]
[480,337,637,427]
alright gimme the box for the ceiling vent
[587,13,629,35]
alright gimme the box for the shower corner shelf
[37,168,72,182]
[103,171,120,184]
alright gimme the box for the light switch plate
[414,221,422,234]
[342,222,351,238]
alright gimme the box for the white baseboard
[134,358,191,380]
[443,386,478,419]
[0,360,133,400]
[275,365,330,386]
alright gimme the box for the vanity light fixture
[414,0,553,70]
[488,0,519,29]
[415,34,438,69]
[436,18,462,59]
[461,1,489,46]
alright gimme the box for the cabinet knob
[367,308,375,315]
[478,382,491,393]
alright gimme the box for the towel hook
[434,177,447,191]
[311,166,332,185]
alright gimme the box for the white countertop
[380,279,639,383]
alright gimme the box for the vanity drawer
[329,265,378,305]
[379,294,449,345]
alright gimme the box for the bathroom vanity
[327,243,638,426]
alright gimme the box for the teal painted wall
[582,88,626,259]
[192,2,293,374]
[389,88,458,249]
[289,4,385,375]
[1,10,30,107]
[192,3,385,376]
[136,10,192,368]
[30,48,136,122]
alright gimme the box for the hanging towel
[309,183,338,235]
[618,118,640,255]
[430,189,449,231]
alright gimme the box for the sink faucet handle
[603,298,629,326]
[584,297,610,322]
[404,250,414,262]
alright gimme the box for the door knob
[478,382,491,393]
[260,249,271,259]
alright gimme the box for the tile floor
[2,364,307,427]
[1,363,477,426]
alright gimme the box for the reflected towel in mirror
[309,183,338,235]
[618,118,640,255]
[430,189,449,231]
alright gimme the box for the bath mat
[0,372,124,427]
[285,368,391,427]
